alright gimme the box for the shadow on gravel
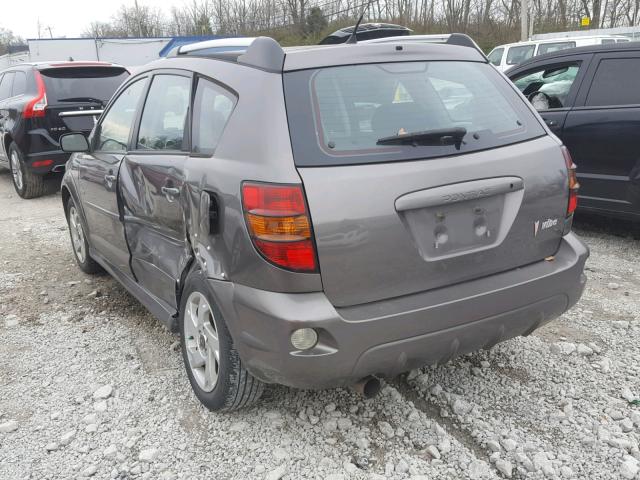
[573,212,638,239]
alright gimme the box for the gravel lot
[0,169,639,480]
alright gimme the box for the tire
[63,196,103,274]
[179,271,264,411]
[9,142,58,199]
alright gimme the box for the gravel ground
[0,169,638,480]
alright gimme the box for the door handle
[104,174,116,189]
[544,119,557,127]
[161,186,180,202]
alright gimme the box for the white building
[0,35,235,70]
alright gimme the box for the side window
[512,62,581,111]
[137,75,191,151]
[488,48,504,66]
[506,45,536,66]
[11,72,26,97]
[601,39,616,45]
[192,77,236,155]
[585,58,640,107]
[97,78,146,152]
[0,73,14,100]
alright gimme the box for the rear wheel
[64,196,103,274]
[179,271,264,411]
[9,143,57,199]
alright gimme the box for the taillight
[562,146,579,216]
[23,71,47,119]
[242,182,318,272]
[31,159,53,168]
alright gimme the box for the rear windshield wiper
[376,127,467,150]
[58,97,105,105]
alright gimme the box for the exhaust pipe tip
[351,376,381,399]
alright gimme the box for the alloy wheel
[68,205,87,264]
[184,291,220,392]
[10,151,23,191]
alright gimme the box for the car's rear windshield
[284,61,545,167]
[40,67,129,106]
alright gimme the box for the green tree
[305,7,327,36]
[0,28,25,56]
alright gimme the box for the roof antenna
[345,0,374,44]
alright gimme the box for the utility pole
[520,0,528,41]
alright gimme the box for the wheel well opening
[61,187,71,212]
[4,135,12,156]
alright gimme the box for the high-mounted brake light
[48,61,112,67]
[562,146,579,216]
[23,71,47,119]
[242,182,318,272]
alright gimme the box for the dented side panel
[119,153,192,309]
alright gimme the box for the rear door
[285,60,568,307]
[119,72,193,309]
[509,54,592,136]
[38,65,129,141]
[563,51,640,215]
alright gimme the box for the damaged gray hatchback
[60,35,588,411]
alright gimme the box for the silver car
[59,35,588,411]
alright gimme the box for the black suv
[507,42,640,220]
[0,62,129,198]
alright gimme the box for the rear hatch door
[285,59,568,308]
[39,65,129,141]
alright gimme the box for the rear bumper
[25,151,69,175]
[208,233,589,389]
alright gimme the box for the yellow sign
[581,17,590,27]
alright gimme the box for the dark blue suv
[0,61,128,198]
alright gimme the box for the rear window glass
[537,41,576,55]
[40,67,129,106]
[506,45,535,65]
[284,61,545,167]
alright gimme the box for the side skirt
[89,247,179,332]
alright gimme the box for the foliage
[305,7,328,36]
[79,0,640,50]
[0,28,25,56]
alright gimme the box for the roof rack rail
[237,37,285,72]
[363,33,487,60]
[169,34,486,72]
[446,33,488,60]
[169,36,286,72]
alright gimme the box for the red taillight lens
[242,183,306,216]
[31,159,53,168]
[23,71,47,119]
[242,182,318,272]
[562,146,579,216]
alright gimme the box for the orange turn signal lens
[246,213,311,241]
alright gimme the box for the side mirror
[60,133,89,153]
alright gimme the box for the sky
[2,0,182,40]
